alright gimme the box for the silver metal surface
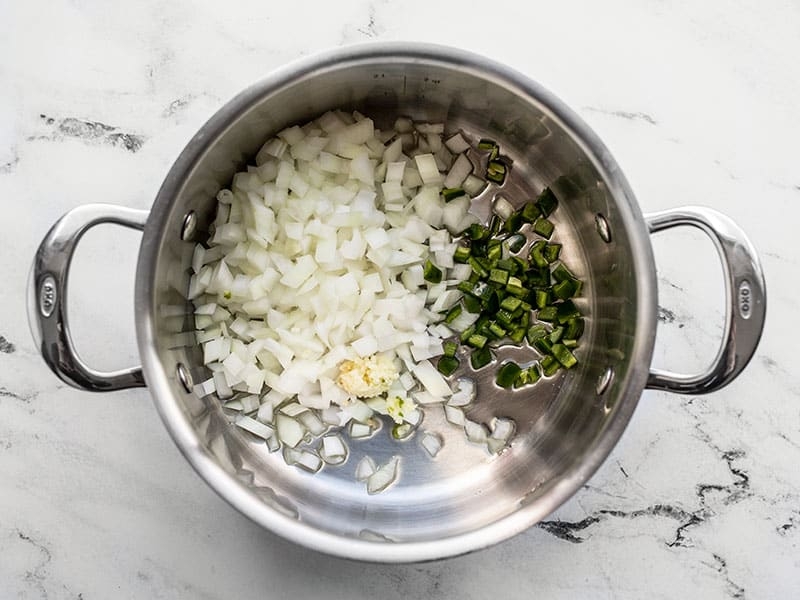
[29,43,766,563]
[645,206,766,393]
[176,363,192,393]
[135,43,659,562]
[595,213,612,243]
[29,204,148,391]
[180,210,197,241]
[596,366,615,396]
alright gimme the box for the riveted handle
[29,204,149,391]
[645,206,766,394]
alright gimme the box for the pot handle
[29,204,149,391]
[644,206,766,394]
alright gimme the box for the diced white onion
[421,432,443,457]
[235,415,275,440]
[367,457,400,494]
[355,456,376,481]
[464,419,489,444]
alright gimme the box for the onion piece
[421,432,443,457]
[355,456,376,481]
[414,154,441,185]
[320,435,348,465]
[490,417,516,441]
[492,195,514,220]
[462,174,487,196]
[276,414,305,448]
[412,360,453,398]
[235,415,275,440]
[448,377,476,407]
[444,132,470,154]
[444,405,465,426]
[349,420,375,439]
[367,457,400,494]
[464,419,489,444]
[443,153,472,189]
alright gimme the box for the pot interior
[139,45,656,560]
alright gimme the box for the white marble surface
[1,0,798,597]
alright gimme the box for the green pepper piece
[521,202,540,223]
[535,289,551,309]
[489,268,510,286]
[513,368,530,388]
[549,326,565,343]
[500,296,523,312]
[437,355,460,376]
[488,321,507,339]
[453,246,471,263]
[487,160,507,184]
[486,240,502,262]
[463,294,482,313]
[509,326,527,343]
[466,333,488,349]
[538,306,558,322]
[526,362,542,384]
[496,362,522,389]
[544,243,562,263]
[459,325,476,343]
[502,210,523,233]
[529,240,548,268]
[551,343,578,369]
[470,346,493,370]
[541,355,560,376]
[533,336,553,355]
[496,309,516,329]
[552,262,576,283]
[442,187,465,202]
[423,259,442,283]
[564,317,585,340]
[527,324,549,344]
[505,234,526,253]
[468,257,488,278]
[444,303,462,324]
[535,187,559,217]
[443,340,458,357]
[556,299,580,323]
[467,223,490,241]
[552,279,578,300]
[533,217,555,239]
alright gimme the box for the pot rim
[135,41,657,563]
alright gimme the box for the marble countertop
[2,1,798,597]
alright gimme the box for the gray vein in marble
[708,554,746,599]
[32,114,146,153]
[357,3,380,38]
[540,433,757,550]
[583,106,658,125]
[1,149,19,174]
[776,512,798,536]
[163,95,195,116]
[0,387,37,403]
[659,276,686,292]
[0,335,15,353]
[657,306,685,328]
[15,530,52,600]
[538,503,702,545]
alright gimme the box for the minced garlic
[336,355,399,398]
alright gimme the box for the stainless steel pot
[29,43,766,562]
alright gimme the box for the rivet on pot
[176,362,193,393]
[180,210,197,241]
[595,213,612,243]
[596,366,614,396]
